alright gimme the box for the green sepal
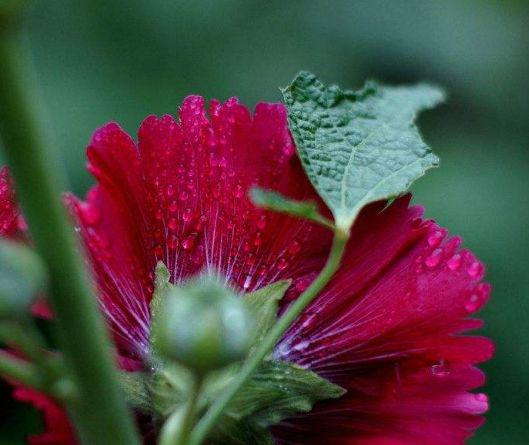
[282,71,444,231]
[207,360,346,443]
[243,280,291,353]
[149,261,173,353]
[118,371,152,413]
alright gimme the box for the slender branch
[160,375,202,445]
[189,230,349,445]
[0,320,46,365]
[0,352,44,390]
[0,15,140,445]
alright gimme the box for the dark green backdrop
[1,1,528,443]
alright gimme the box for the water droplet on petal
[168,218,178,231]
[182,208,193,222]
[167,235,178,249]
[256,215,267,231]
[464,293,481,312]
[234,184,244,199]
[182,235,196,250]
[475,393,488,403]
[277,257,288,271]
[427,230,445,248]
[293,340,309,352]
[467,261,484,279]
[79,202,100,226]
[424,248,443,268]
[447,254,462,271]
[243,275,253,290]
[431,361,450,377]
[287,240,301,256]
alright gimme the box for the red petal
[70,98,331,359]
[275,196,492,444]
[0,167,26,239]
[12,387,77,445]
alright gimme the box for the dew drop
[411,217,423,229]
[427,230,445,248]
[467,261,484,279]
[168,235,178,250]
[431,361,450,377]
[287,240,301,256]
[464,293,480,313]
[168,218,178,231]
[277,257,288,271]
[154,245,164,257]
[475,393,488,403]
[179,190,189,201]
[182,208,193,222]
[182,235,195,251]
[79,202,100,226]
[245,254,256,267]
[424,248,443,268]
[17,217,27,231]
[155,209,163,221]
[234,184,244,199]
[253,236,262,248]
[293,340,309,352]
[243,275,253,290]
[256,215,267,230]
[447,254,462,271]
[169,201,178,213]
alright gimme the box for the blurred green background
[1,0,528,443]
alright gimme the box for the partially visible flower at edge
[0,96,493,445]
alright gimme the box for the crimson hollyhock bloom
[1,97,492,444]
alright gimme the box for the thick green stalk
[189,230,349,445]
[0,21,140,445]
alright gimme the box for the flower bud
[0,240,46,318]
[153,276,252,373]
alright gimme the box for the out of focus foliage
[0,0,528,443]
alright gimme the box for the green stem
[0,352,44,390]
[160,375,202,445]
[0,320,46,365]
[0,17,140,445]
[189,230,349,445]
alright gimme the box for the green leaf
[250,188,333,229]
[149,261,174,351]
[212,422,275,445]
[123,358,345,443]
[207,360,346,443]
[282,71,444,231]
[229,360,345,426]
[243,280,291,352]
[151,261,172,319]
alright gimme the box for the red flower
[1,97,492,444]
[12,386,76,445]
